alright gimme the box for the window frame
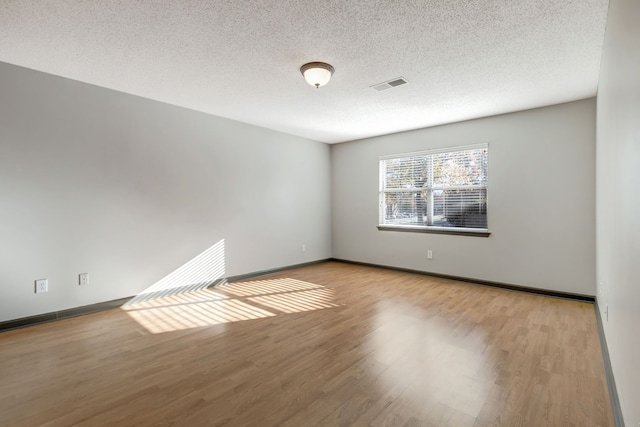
[377,143,490,237]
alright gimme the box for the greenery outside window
[378,144,489,236]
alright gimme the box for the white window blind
[379,144,488,232]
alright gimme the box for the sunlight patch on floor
[248,288,338,313]
[221,278,323,297]
[123,278,338,334]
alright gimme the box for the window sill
[377,225,491,237]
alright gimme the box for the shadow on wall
[124,239,226,306]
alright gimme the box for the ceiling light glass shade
[300,62,335,88]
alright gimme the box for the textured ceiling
[0,1,609,143]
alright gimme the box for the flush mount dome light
[300,62,335,88]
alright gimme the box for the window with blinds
[379,144,488,233]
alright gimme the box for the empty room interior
[0,1,638,426]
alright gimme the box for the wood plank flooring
[0,262,613,426]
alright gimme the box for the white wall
[0,62,331,322]
[332,99,596,295]
[596,0,640,424]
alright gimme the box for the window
[378,144,489,235]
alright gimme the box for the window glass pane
[432,148,487,187]
[434,189,487,228]
[383,191,426,225]
[384,157,428,189]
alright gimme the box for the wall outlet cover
[35,279,48,294]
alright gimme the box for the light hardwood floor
[0,262,613,426]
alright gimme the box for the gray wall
[0,62,331,322]
[596,0,640,424]
[332,99,596,295]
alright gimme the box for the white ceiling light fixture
[300,62,335,88]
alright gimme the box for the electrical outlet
[79,273,89,286]
[35,279,48,294]
[301,244,306,252]
[427,250,433,260]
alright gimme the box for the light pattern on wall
[125,239,226,306]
